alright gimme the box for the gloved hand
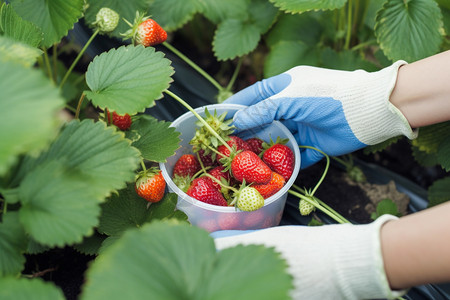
[225,62,417,168]
[212,215,406,300]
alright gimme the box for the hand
[225,62,417,168]
[212,215,405,300]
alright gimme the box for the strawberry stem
[226,56,243,91]
[163,42,224,91]
[298,145,329,197]
[164,90,233,153]
[74,93,86,119]
[60,28,100,90]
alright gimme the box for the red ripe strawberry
[208,166,231,190]
[231,150,272,184]
[112,112,132,131]
[262,143,295,181]
[135,168,166,203]
[197,149,215,167]
[216,136,251,163]
[173,154,201,178]
[123,13,167,47]
[246,137,264,155]
[186,177,228,206]
[217,213,241,230]
[253,172,285,199]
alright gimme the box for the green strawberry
[299,199,315,216]
[93,7,119,34]
[236,186,264,212]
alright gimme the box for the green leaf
[149,0,203,31]
[98,184,150,236]
[375,0,444,62]
[428,177,450,207]
[264,40,319,77]
[437,136,450,171]
[0,212,27,276]
[129,115,180,163]
[0,36,42,67]
[372,199,400,220]
[146,193,188,222]
[0,60,63,177]
[84,0,148,38]
[200,0,249,24]
[0,3,43,47]
[84,45,174,115]
[9,0,84,48]
[213,19,261,60]
[269,0,347,13]
[0,277,65,300]
[411,145,440,167]
[36,119,141,198]
[18,160,101,247]
[412,122,450,153]
[82,221,292,300]
[364,136,402,154]
[265,12,323,47]
[248,0,279,34]
[73,231,106,256]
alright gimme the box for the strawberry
[197,149,215,167]
[112,112,132,131]
[230,150,272,184]
[123,13,167,47]
[186,177,228,206]
[207,166,231,190]
[173,154,201,178]
[135,168,166,203]
[242,210,266,228]
[93,7,119,33]
[216,135,251,163]
[299,199,315,216]
[262,138,295,181]
[252,172,285,199]
[246,137,264,155]
[217,213,241,230]
[236,186,264,212]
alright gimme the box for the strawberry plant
[0,1,293,299]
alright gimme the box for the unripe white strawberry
[299,199,315,216]
[94,7,119,33]
[237,186,264,212]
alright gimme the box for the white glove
[225,61,417,168]
[212,215,407,299]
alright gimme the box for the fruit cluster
[171,109,295,213]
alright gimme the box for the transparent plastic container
[159,104,301,232]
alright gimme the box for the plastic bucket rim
[159,103,301,213]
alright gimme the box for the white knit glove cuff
[214,215,407,299]
[279,61,418,145]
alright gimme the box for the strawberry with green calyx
[253,172,285,199]
[230,182,264,212]
[112,112,132,131]
[197,149,215,168]
[186,177,228,206]
[173,154,201,178]
[229,150,272,184]
[93,7,120,34]
[135,167,166,203]
[262,137,295,181]
[207,166,232,190]
[216,135,251,163]
[122,12,167,47]
[299,199,315,216]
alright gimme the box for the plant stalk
[74,93,86,119]
[164,90,233,153]
[344,0,353,50]
[226,57,243,91]
[42,48,54,83]
[298,145,329,197]
[59,28,100,90]
[163,42,223,91]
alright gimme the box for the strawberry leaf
[149,0,203,31]
[0,60,63,177]
[0,277,65,300]
[200,0,249,24]
[375,0,444,62]
[84,0,148,38]
[9,0,84,48]
[82,221,292,300]
[412,122,450,154]
[18,160,101,247]
[269,0,346,13]
[146,193,188,222]
[0,212,27,276]
[0,36,42,67]
[437,136,450,171]
[84,45,174,115]
[0,3,43,47]
[72,231,106,256]
[428,177,450,207]
[129,115,180,163]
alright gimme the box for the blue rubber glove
[211,216,406,299]
[225,62,417,169]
